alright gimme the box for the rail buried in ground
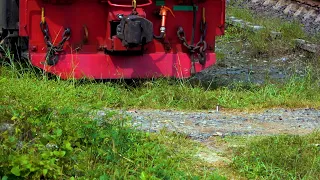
[226,15,320,55]
[251,0,320,22]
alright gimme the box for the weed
[1,1,319,179]
[0,71,226,179]
[1,63,320,112]
[225,1,311,58]
[0,49,230,180]
[230,131,320,179]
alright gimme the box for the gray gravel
[190,39,315,89]
[96,108,320,142]
[188,0,320,89]
[96,2,320,143]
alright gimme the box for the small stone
[248,25,264,31]
[270,31,282,39]
[0,123,14,134]
[294,39,319,53]
[213,132,223,136]
[231,19,245,28]
[294,38,306,45]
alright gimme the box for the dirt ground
[120,108,320,141]
[189,0,319,89]
[94,107,320,177]
[191,38,318,89]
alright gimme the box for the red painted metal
[107,0,153,7]
[19,0,225,79]
[30,52,216,79]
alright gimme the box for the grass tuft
[1,64,320,112]
[231,131,320,179]
[0,67,226,179]
[224,0,313,57]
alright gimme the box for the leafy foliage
[0,67,226,179]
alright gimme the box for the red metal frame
[107,0,153,7]
[19,0,225,79]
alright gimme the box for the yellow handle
[41,8,45,23]
[202,8,206,23]
[132,0,136,9]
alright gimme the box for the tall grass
[1,2,320,178]
[224,0,317,57]
[1,62,320,112]
[0,52,227,179]
[231,131,320,179]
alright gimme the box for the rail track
[251,0,320,22]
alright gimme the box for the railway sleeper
[251,0,320,22]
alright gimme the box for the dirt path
[93,107,320,176]
[98,108,320,141]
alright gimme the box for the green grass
[1,56,320,178]
[1,2,320,178]
[1,59,320,179]
[223,0,319,57]
[230,132,320,179]
[1,64,320,112]
[0,69,228,179]
[227,0,306,37]
[227,3,306,39]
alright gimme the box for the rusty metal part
[40,16,71,66]
[177,4,208,75]
[176,7,207,67]
[83,25,89,44]
[74,25,89,52]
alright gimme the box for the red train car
[0,0,225,79]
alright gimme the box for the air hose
[154,6,175,40]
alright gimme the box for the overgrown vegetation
[0,108,226,179]
[230,132,320,179]
[0,45,230,180]
[1,52,319,178]
[223,0,317,57]
[1,65,320,111]
[1,2,320,179]
[0,68,227,179]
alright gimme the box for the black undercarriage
[0,0,28,61]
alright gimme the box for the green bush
[0,104,226,179]
[0,66,226,179]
